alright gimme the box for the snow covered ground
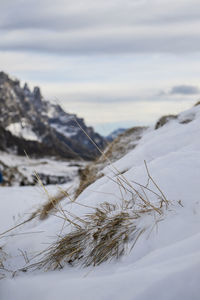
[0,151,84,185]
[0,105,200,299]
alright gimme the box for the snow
[50,123,78,138]
[0,151,82,181]
[1,104,200,299]
[0,186,47,233]
[1,233,200,300]
[6,122,40,142]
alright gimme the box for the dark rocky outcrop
[0,71,106,160]
[194,100,200,106]
[155,115,177,130]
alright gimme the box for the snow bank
[1,104,200,299]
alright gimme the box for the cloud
[1,27,200,55]
[1,0,200,134]
[1,0,200,31]
[59,98,194,135]
[170,85,200,95]
[1,0,200,54]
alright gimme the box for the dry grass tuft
[14,125,172,272]
[75,126,146,199]
[24,161,169,271]
[28,202,143,270]
[0,247,9,280]
[194,100,200,106]
[38,192,67,220]
[28,188,71,221]
[75,164,103,198]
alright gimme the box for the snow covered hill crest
[1,95,200,299]
[41,102,200,299]
[0,71,106,160]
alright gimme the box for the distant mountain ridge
[106,128,127,141]
[0,72,106,160]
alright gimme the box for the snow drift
[0,104,200,299]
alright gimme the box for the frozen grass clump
[19,159,171,272]
[39,202,140,269]
[31,202,144,270]
[0,247,9,280]
[27,163,169,271]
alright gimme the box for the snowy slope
[0,104,200,299]
[0,151,85,185]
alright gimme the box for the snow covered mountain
[0,72,106,160]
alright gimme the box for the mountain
[0,72,106,160]
[106,128,127,142]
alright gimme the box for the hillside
[76,125,147,197]
[1,103,200,299]
[0,72,106,160]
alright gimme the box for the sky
[1,0,200,135]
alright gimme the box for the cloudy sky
[1,0,200,135]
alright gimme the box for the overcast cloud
[170,85,200,95]
[0,0,200,134]
[1,0,200,54]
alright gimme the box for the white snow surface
[0,151,82,181]
[6,122,40,142]
[1,105,200,299]
[50,123,78,138]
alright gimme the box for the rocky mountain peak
[23,83,31,95]
[0,71,20,87]
[0,71,8,82]
[33,86,42,101]
[0,72,106,160]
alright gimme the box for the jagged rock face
[0,72,106,160]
